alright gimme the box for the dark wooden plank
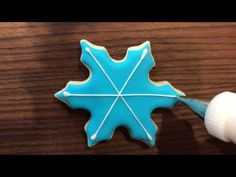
[0,22,236,154]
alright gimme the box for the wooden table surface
[0,22,236,154]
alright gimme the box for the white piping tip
[63,91,70,97]
[85,47,90,52]
[90,134,97,141]
[147,133,153,141]
[141,49,148,60]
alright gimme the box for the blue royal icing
[55,39,185,147]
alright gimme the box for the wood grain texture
[0,22,236,154]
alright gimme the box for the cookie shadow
[118,127,150,149]
[155,109,200,154]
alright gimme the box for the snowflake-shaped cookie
[55,40,185,147]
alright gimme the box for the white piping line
[63,91,118,97]
[63,91,179,98]
[63,91,178,98]
[85,47,156,142]
[120,96,153,141]
[90,96,119,141]
[119,49,148,94]
[85,48,120,94]
[122,93,177,98]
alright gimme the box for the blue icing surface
[55,39,185,147]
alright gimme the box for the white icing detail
[82,39,150,63]
[63,91,71,97]
[90,134,97,141]
[85,47,90,52]
[63,92,177,98]
[122,94,177,98]
[147,133,153,141]
[85,47,120,93]
[119,49,148,94]
[120,96,153,141]
[90,96,119,141]
[63,91,118,97]
[81,40,184,96]
[141,49,148,61]
[85,48,155,141]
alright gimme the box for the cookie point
[80,39,89,44]
[54,91,61,99]
[80,39,85,43]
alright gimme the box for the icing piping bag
[178,97,209,119]
[178,92,236,144]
